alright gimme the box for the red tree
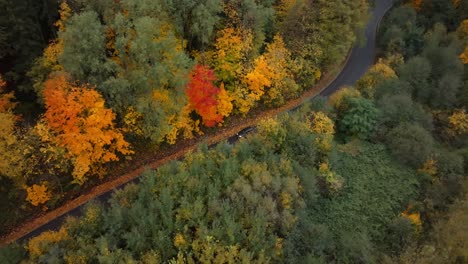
[186,65,223,127]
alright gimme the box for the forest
[0,0,368,234]
[0,0,467,263]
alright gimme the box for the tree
[163,0,222,50]
[0,76,25,180]
[25,183,52,207]
[356,59,396,99]
[282,0,368,68]
[58,1,194,144]
[244,35,298,107]
[379,6,424,57]
[377,94,433,131]
[0,0,58,90]
[386,123,434,168]
[208,27,252,86]
[328,86,362,114]
[27,1,70,101]
[397,56,432,103]
[448,109,468,135]
[418,0,459,30]
[457,20,468,64]
[222,0,275,54]
[60,11,109,85]
[26,227,69,261]
[410,0,423,11]
[374,78,414,100]
[186,65,223,127]
[309,111,335,154]
[431,72,462,109]
[42,74,133,184]
[399,191,468,263]
[216,84,234,118]
[339,97,379,140]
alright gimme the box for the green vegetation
[1,0,467,263]
[0,0,369,234]
[0,109,421,263]
[285,141,418,263]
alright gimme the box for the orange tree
[42,73,133,185]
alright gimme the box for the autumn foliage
[410,0,423,11]
[186,65,223,127]
[0,76,16,112]
[25,183,52,207]
[0,75,25,180]
[42,74,133,184]
[448,109,468,135]
[244,35,298,107]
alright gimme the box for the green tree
[379,6,424,57]
[339,97,379,140]
[374,78,413,100]
[59,1,193,144]
[399,190,468,264]
[223,0,275,55]
[281,0,368,87]
[377,93,433,131]
[0,0,58,90]
[397,56,432,103]
[386,123,434,168]
[356,60,397,99]
[163,0,222,50]
[60,11,109,85]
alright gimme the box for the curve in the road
[320,0,394,96]
[5,0,394,246]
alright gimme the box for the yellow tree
[244,35,298,107]
[27,227,70,261]
[356,59,396,99]
[217,83,234,118]
[328,86,362,113]
[166,104,202,144]
[459,47,468,64]
[401,204,422,231]
[274,0,297,23]
[28,1,71,100]
[309,111,335,154]
[418,158,438,178]
[0,75,25,180]
[202,26,256,115]
[457,20,468,64]
[25,183,52,207]
[208,27,252,85]
[42,74,133,184]
[448,109,468,135]
[44,1,71,69]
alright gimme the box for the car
[236,126,256,138]
[227,126,257,144]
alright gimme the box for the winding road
[4,0,394,246]
[320,0,394,96]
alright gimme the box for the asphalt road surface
[15,0,394,244]
[320,0,394,96]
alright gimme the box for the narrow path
[1,0,394,246]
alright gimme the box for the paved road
[320,0,394,96]
[14,0,394,244]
